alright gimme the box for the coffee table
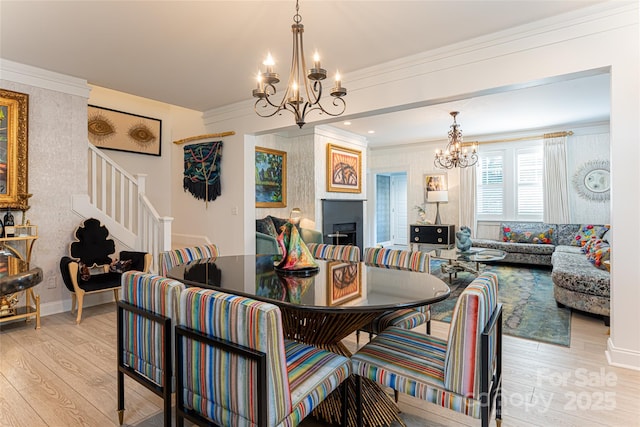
[428,247,506,283]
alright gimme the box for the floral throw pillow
[572,224,609,247]
[585,239,610,269]
[502,227,553,244]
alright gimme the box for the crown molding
[0,59,90,99]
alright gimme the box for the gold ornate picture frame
[327,143,361,193]
[0,89,30,211]
[88,105,162,156]
[255,146,287,208]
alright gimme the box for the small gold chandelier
[252,0,347,128]
[434,111,478,169]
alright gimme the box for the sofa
[472,222,610,324]
[256,215,323,255]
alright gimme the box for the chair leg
[117,370,124,425]
[70,293,77,313]
[340,380,348,427]
[426,319,431,335]
[356,330,360,348]
[75,291,85,324]
[113,288,120,302]
[496,382,502,426]
[356,376,363,427]
[394,389,399,403]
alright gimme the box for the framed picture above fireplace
[327,144,361,193]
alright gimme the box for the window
[476,140,543,221]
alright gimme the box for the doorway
[375,172,408,247]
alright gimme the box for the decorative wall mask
[572,159,610,202]
[183,141,223,205]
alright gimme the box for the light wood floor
[1,303,639,427]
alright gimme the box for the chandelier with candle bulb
[434,111,478,169]
[252,0,346,128]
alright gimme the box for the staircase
[72,143,173,273]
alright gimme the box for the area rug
[430,260,571,346]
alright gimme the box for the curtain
[459,166,477,237]
[543,136,571,223]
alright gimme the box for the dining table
[168,254,450,427]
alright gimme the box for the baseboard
[606,338,640,371]
[40,292,117,318]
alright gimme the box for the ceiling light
[343,121,352,126]
[252,0,347,128]
[434,112,478,169]
[368,130,375,134]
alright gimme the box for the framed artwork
[425,173,447,193]
[0,89,30,211]
[327,262,361,306]
[255,146,287,207]
[327,144,361,193]
[87,105,162,156]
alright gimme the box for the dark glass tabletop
[167,254,450,313]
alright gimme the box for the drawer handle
[437,238,443,242]
[414,227,420,232]
[437,228,443,233]
[414,237,420,241]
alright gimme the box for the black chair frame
[117,301,172,427]
[175,324,268,427]
[356,304,503,427]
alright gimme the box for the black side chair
[59,217,151,323]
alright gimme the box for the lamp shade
[427,190,448,203]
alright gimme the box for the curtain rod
[463,130,573,146]
[173,131,235,145]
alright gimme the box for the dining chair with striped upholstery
[175,287,351,427]
[352,272,503,427]
[358,247,432,347]
[159,243,219,276]
[117,272,185,427]
[306,243,361,262]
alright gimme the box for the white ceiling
[0,0,612,147]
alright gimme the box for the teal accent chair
[256,228,323,255]
[117,272,185,427]
[352,272,503,427]
[175,288,351,427]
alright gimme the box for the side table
[0,255,43,329]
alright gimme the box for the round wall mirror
[584,169,609,193]
[573,160,610,201]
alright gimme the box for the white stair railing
[85,143,172,273]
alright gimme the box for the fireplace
[322,199,364,257]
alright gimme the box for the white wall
[1,63,91,316]
[567,127,610,224]
[201,3,639,368]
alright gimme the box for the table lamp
[427,190,448,225]
[289,207,303,224]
